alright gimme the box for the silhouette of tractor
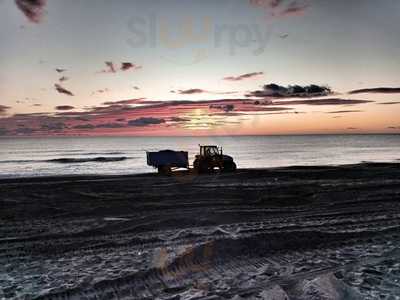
[193,145,237,173]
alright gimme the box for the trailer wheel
[158,165,172,175]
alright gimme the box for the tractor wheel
[231,162,237,172]
[223,161,237,172]
[193,159,208,174]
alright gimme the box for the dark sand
[1,163,400,299]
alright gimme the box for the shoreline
[0,161,399,184]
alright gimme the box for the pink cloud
[15,0,46,23]
[249,0,309,18]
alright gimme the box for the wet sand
[1,163,400,299]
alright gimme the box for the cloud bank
[246,83,332,98]
[0,93,374,136]
[349,87,400,94]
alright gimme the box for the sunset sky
[0,0,399,136]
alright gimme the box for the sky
[0,0,399,136]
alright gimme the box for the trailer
[146,150,189,174]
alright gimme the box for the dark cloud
[252,110,304,116]
[40,122,67,131]
[106,61,116,73]
[100,61,116,73]
[176,89,237,95]
[55,111,88,117]
[387,126,400,130]
[74,116,91,122]
[55,84,74,96]
[102,98,147,106]
[55,105,75,111]
[210,104,235,112]
[96,123,125,129]
[170,117,190,123]
[32,103,42,107]
[249,0,309,17]
[378,101,400,105]
[327,110,363,114]
[13,112,50,118]
[15,0,46,23]
[280,1,309,16]
[128,117,166,127]
[273,98,373,106]
[250,0,285,9]
[91,88,110,95]
[223,72,264,81]
[349,87,400,94]
[81,104,136,116]
[55,68,67,73]
[133,86,140,90]
[246,83,332,98]
[347,127,358,130]
[121,62,142,71]
[100,62,141,73]
[0,128,9,136]
[0,105,11,115]
[73,124,95,130]
[279,34,289,39]
[214,91,238,95]
[240,106,293,112]
[15,127,36,135]
[59,76,69,82]
[177,89,206,95]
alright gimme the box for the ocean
[0,135,399,178]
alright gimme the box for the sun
[183,109,215,130]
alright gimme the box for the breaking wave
[0,156,130,164]
[81,151,125,155]
[47,157,129,163]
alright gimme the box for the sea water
[0,135,399,178]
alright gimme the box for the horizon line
[1,132,399,139]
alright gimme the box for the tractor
[193,145,237,173]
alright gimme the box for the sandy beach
[1,162,400,299]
